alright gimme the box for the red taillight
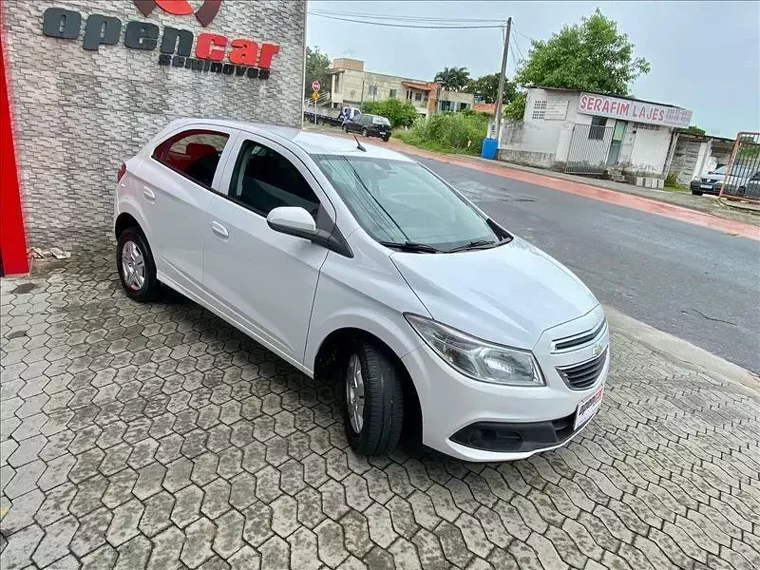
[117,163,126,182]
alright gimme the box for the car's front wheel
[362,128,368,137]
[343,340,404,455]
[117,227,160,302]
[691,189,703,196]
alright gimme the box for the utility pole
[494,17,512,143]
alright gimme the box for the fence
[565,124,614,175]
[719,131,760,203]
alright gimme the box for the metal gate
[565,124,614,175]
[719,131,760,203]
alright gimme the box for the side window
[153,130,229,187]
[228,140,320,218]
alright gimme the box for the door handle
[142,187,156,201]
[211,221,229,239]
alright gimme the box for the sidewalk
[1,252,759,570]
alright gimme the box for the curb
[604,305,759,395]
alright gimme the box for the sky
[306,1,760,137]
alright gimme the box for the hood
[392,237,598,349]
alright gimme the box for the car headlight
[405,314,544,386]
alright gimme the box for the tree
[682,125,706,136]
[514,9,650,96]
[504,92,527,121]
[434,67,470,92]
[304,46,331,98]
[465,73,517,104]
[362,99,418,128]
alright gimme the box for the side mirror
[267,207,317,239]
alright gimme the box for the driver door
[201,135,333,366]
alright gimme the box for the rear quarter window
[152,130,229,188]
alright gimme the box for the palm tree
[434,67,470,92]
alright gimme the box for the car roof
[165,118,412,161]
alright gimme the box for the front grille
[553,319,606,352]
[557,349,607,390]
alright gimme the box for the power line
[512,28,537,43]
[309,9,503,24]
[308,12,504,30]
[511,36,526,62]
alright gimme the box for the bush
[396,112,489,155]
[361,99,418,128]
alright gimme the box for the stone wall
[3,0,306,249]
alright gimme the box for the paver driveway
[1,249,759,570]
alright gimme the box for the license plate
[574,385,604,430]
[700,184,713,189]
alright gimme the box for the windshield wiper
[379,241,443,253]
[447,239,497,253]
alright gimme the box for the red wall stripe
[0,0,29,275]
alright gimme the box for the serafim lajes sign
[578,92,692,128]
[41,1,279,81]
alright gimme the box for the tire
[362,128,368,137]
[382,135,390,142]
[343,340,404,455]
[691,190,703,196]
[116,227,160,302]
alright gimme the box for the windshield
[312,155,503,251]
[712,165,727,175]
[372,116,391,126]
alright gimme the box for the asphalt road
[417,157,760,373]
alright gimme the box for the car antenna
[353,135,367,152]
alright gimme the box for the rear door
[141,127,236,294]
[202,134,334,364]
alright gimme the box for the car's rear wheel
[343,340,404,455]
[362,128,368,137]
[117,227,160,302]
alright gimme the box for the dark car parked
[342,113,392,142]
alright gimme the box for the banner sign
[578,92,692,128]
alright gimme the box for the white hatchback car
[114,118,609,462]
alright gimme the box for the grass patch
[395,112,489,155]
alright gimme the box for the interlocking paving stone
[2,254,760,570]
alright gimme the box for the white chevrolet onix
[114,119,609,462]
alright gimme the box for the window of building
[440,101,452,112]
[153,130,229,188]
[334,74,341,93]
[634,123,660,131]
[406,90,413,100]
[228,140,320,218]
[532,100,547,120]
[589,116,608,140]
[459,102,468,111]
[389,89,397,99]
[368,85,377,96]
[414,92,422,102]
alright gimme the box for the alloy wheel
[346,354,365,433]
[121,240,146,291]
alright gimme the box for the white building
[498,87,693,182]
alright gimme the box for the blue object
[481,137,498,160]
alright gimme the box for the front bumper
[402,306,609,462]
